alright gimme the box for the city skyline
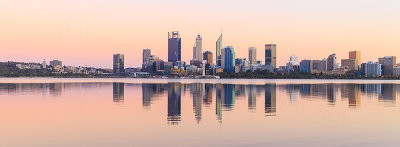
[1,0,400,68]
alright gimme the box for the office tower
[143,48,151,65]
[49,60,62,67]
[311,59,327,72]
[265,44,277,68]
[327,54,337,71]
[265,84,276,116]
[216,32,223,66]
[223,46,236,73]
[379,56,396,75]
[193,34,202,60]
[113,82,124,103]
[113,54,124,74]
[203,51,213,64]
[300,60,312,73]
[168,31,181,62]
[341,59,358,70]
[349,51,361,66]
[248,47,257,65]
[361,61,382,77]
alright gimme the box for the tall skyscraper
[193,34,202,60]
[327,54,337,71]
[248,47,257,65]
[349,51,361,66]
[265,44,277,68]
[113,54,124,74]
[223,46,236,73]
[379,56,396,75]
[361,61,382,77]
[216,32,223,66]
[168,31,181,62]
[143,48,151,65]
[203,51,213,64]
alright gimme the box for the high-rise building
[193,34,202,60]
[300,60,312,73]
[379,56,396,75]
[216,32,223,66]
[327,54,337,71]
[113,54,124,74]
[50,60,62,67]
[361,61,382,77]
[265,44,277,68]
[311,59,327,72]
[168,31,181,62]
[203,51,213,64]
[143,48,151,65]
[223,46,236,73]
[349,51,361,66]
[341,59,358,70]
[248,47,257,65]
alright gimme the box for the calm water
[1,78,400,147]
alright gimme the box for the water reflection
[113,82,124,104]
[0,82,398,125]
[168,83,181,125]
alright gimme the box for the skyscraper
[113,54,124,74]
[216,32,223,66]
[168,31,181,62]
[193,34,202,60]
[248,47,257,65]
[379,56,396,75]
[349,51,361,66]
[203,51,213,64]
[327,54,337,71]
[143,48,151,65]
[223,46,236,73]
[265,44,277,68]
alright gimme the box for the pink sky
[1,0,400,68]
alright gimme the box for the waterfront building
[327,54,337,71]
[311,59,327,73]
[341,59,358,71]
[113,54,124,74]
[50,60,62,67]
[378,56,396,75]
[265,44,277,68]
[168,31,181,62]
[143,48,151,65]
[248,47,257,65]
[216,31,223,66]
[223,46,236,73]
[193,34,202,60]
[300,60,312,73]
[349,51,361,66]
[361,61,382,77]
[203,51,213,64]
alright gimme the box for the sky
[1,0,400,68]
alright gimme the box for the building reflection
[248,85,257,112]
[168,83,182,125]
[113,82,124,104]
[216,84,223,122]
[203,84,213,107]
[379,84,396,103]
[223,84,235,111]
[142,84,165,108]
[49,83,63,96]
[191,83,203,123]
[265,84,276,116]
[327,84,337,105]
